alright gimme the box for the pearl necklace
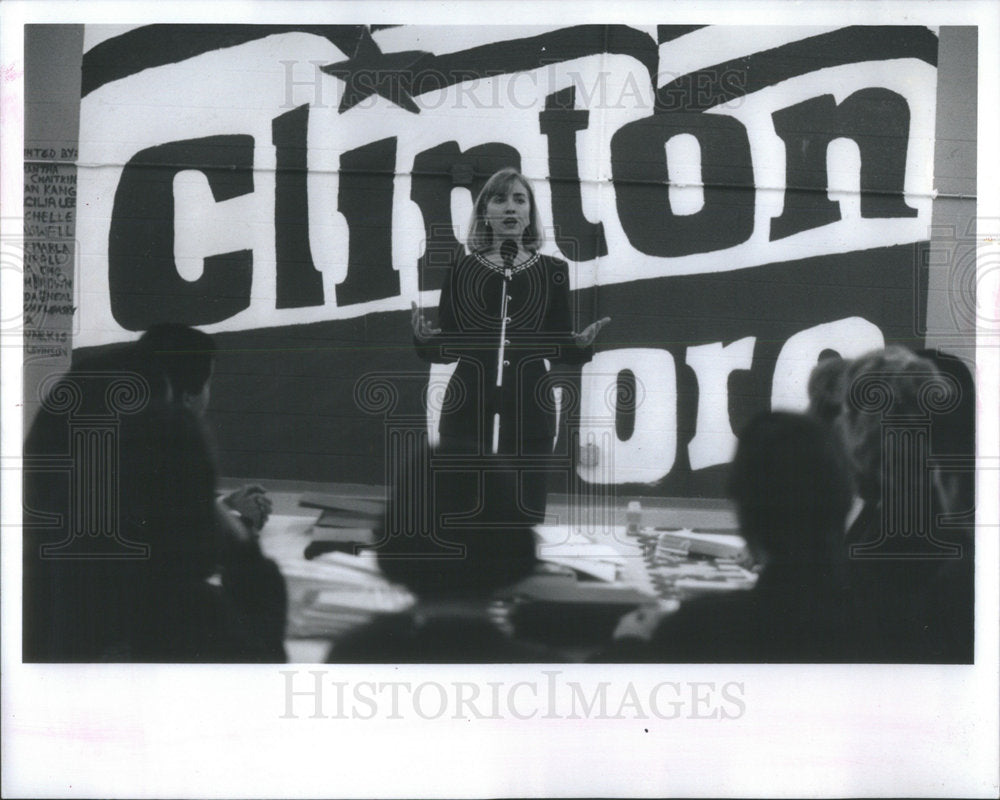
[472,249,540,277]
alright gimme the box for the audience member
[138,323,287,660]
[597,411,856,662]
[837,346,974,661]
[23,340,286,662]
[328,446,562,662]
[918,348,976,663]
[918,347,976,530]
[23,344,168,660]
[27,333,971,665]
[138,323,272,531]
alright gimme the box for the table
[255,494,756,662]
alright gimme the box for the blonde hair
[837,346,945,501]
[466,168,545,253]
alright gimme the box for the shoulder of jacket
[540,253,569,271]
[453,247,474,265]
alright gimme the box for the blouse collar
[471,249,540,277]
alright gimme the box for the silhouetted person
[138,323,273,529]
[597,412,856,662]
[328,446,562,662]
[917,348,976,663]
[837,346,973,662]
[23,343,285,661]
[120,403,287,661]
[139,324,289,659]
[23,345,169,660]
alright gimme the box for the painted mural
[68,24,939,491]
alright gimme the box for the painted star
[322,28,427,114]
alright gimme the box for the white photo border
[2,1,998,797]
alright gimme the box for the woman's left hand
[411,301,441,343]
[574,316,611,347]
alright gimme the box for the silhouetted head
[375,446,538,599]
[27,342,170,468]
[836,346,945,502]
[139,324,217,416]
[729,411,852,567]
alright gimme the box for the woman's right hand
[574,316,611,347]
[411,301,441,343]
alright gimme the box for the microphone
[494,239,519,454]
[500,239,518,272]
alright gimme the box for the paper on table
[534,525,625,561]
[312,549,382,574]
[279,551,383,582]
[654,528,747,560]
[534,525,626,582]
[312,586,413,613]
[537,555,619,583]
[284,639,333,663]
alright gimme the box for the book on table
[300,496,381,557]
[299,492,385,517]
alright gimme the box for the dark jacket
[843,500,974,663]
[594,562,859,663]
[415,250,592,452]
[327,609,567,663]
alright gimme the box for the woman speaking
[412,167,610,469]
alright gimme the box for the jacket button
[503,360,510,367]
[503,339,511,345]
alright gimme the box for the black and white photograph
[2,1,998,797]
